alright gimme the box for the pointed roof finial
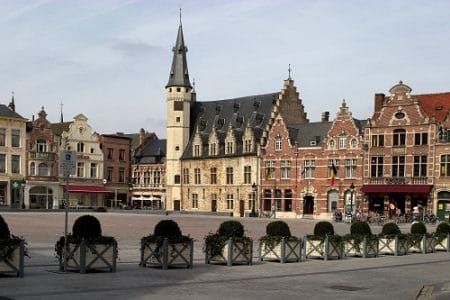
[8,91,15,112]
[60,100,64,123]
[179,7,182,25]
[288,64,292,80]
[192,77,196,91]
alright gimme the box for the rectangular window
[345,159,357,178]
[209,143,216,155]
[248,193,254,210]
[370,156,384,177]
[183,168,189,184]
[244,166,251,184]
[154,170,161,185]
[119,149,125,161]
[107,148,113,159]
[11,155,20,173]
[174,175,180,184]
[77,142,84,153]
[106,167,113,182]
[0,154,5,173]
[338,135,346,149]
[192,193,198,209]
[11,129,20,147]
[414,133,428,145]
[226,194,234,210]
[413,155,427,177]
[280,160,291,179]
[275,137,282,151]
[265,160,275,180]
[143,171,150,185]
[304,159,315,179]
[119,167,125,183]
[440,155,450,177]
[226,167,233,184]
[133,171,141,184]
[194,168,201,184]
[0,128,5,146]
[77,162,84,177]
[194,145,200,157]
[393,130,406,146]
[328,159,339,178]
[245,140,252,152]
[90,163,97,178]
[210,167,217,184]
[371,134,384,147]
[226,142,233,154]
[392,156,405,177]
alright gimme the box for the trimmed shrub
[381,222,401,236]
[436,222,450,235]
[266,220,291,237]
[218,220,244,238]
[0,215,10,240]
[411,222,427,235]
[72,215,102,239]
[313,221,334,236]
[350,221,372,236]
[153,220,182,237]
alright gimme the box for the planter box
[0,240,24,277]
[408,235,435,254]
[378,236,408,256]
[305,236,342,260]
[259,238,301,263]
[206,238,253,266]
[343,236,378,258]
[140,238,193,269]
[435,234,450,252]
[60,240,117,273]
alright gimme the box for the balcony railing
[131,183,166,189]
[367,176,428,185]
[29,152,56,160]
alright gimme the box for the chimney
[139,128,145,145]
[321,111,330,122]
[374,93,385,112]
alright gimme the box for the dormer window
[226,142,234,154]
[209,143,217,155]
[194,144,201,157]
[244,139,253,152]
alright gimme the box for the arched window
[38,163,48,176]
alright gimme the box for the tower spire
[166,13,191,88]
[60,100,64,123]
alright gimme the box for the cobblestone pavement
[0,211,446,299]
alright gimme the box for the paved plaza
[0,211,449,299]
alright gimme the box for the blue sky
[1,0,449,138]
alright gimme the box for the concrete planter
[0,240,24,277]
[206,238,253,266]
[343,236,378,258]
[259,237,301,263]
[435,234,450,252]
[140,238,193,269]
[378,236,408,256]
[408,235,435,254]
[305,235,342,260]
[60,240,117,273]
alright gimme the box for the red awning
[64,184,110,193]
[361,185,432,193]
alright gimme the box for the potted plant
[304,221,342,260]
[204,220,253,266]
[259,220,301,263]
[378,222,408,256]
[407,222,435,254]
[0,215,26,277]
[140,219,193,269]
[343,221,378,258]
[435,222,450,252]
[55,215,117,273]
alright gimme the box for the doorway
[303,196,314,214]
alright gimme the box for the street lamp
[251,183,257,217]
[349,182,355,217]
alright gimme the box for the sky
[1,0,450,138]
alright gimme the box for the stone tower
[165,17,192,210]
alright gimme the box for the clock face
[395,111,405,119]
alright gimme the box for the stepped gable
[182,92,279,159]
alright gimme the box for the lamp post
[251,183,257,217]
[349,182,355,219]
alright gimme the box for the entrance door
[303,196,314,214]
[211,199,217,212]
[173,200,181,211]
[239,200,245,217]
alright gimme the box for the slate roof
[49,122,72,136]
[166,22,191,88]
[134,139,166,164]
[289,122,333,147]
[182,92,279,159]
[0,104,26,120]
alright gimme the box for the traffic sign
[60,150,76,176]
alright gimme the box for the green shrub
[266,220,291,237]
[313,221,334,236]
[153,220,182,237]
[381,222,401,236]
[436,222,450,235]
[411,222,427,235]
[350,221,372,236]
[0,215,11,240]
[218,220,244,238]
[72,215,102,239]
